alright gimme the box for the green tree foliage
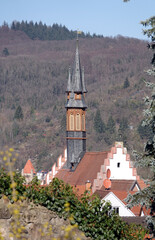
[12,121,20,137]
[107,115,116,134]
[9,21,103,41]
[14,105,24,121]
[0,169,147,239]
[137,120,153,140]
[94,109,106,133]
[123,77,130,88]
[119,117,129,132]
[104,116,116,145]
[117,117,129,144]
[2,47,9,56]
[126,16,155,237]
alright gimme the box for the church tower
[65,38,87,170]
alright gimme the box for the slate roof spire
[65,37,87,109]
[72,37,83,93]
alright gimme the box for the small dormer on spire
[66,67,72,93]
[82,66,87,93]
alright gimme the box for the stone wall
[0,198,89,240]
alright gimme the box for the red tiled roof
[137,179,147,190]
[99,180,136,192]
[56,151,108,186]
[23,159,36,174]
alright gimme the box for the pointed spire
[72,38,83,93]
[66,67,72,92]
[65,38,87,109]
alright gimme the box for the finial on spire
[76,30,82,41]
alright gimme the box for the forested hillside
[0,24,152,171]
[3,20,102,40]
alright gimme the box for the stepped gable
[23,159,36,174]
[56,151,108,186]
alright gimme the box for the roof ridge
[85,151,109,155]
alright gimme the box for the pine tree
[123,77,130,88]
[126,16,155,237]
[2,48,9,56]
[94,109,105,133]
[107,115,116,134]
[14,105,24,121]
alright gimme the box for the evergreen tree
[126,16,155,237]
[118,117,128,133]
[107,115,116,134]
[123,77,130,88]
[104,116,116,145]
[94,109,105,133]
[9,20,103,40]
[14,105,24,121]
[138,120,153,140]
[117,117,129,144]
[2,48,9,56]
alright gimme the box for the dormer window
[117,162,120,168]
[75,93,81,100]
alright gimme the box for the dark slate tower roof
[66,39,87,109]
[66,92,87,108]
[72,39,83,93]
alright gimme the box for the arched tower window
[70,113,74,130]
[66,113,69,130]
[76,113,81,130]
[82,114,85,131]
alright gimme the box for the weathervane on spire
[76,29,82,40]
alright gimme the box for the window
[117,162,120,168]
[75,93,81,100]
[112,207,119,214]
[82,114,85,131]
[67,114,69,130]
[70,113,74,130]
[108,207,119,216]
[76,113,81,130]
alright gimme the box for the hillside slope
[0,27,152,170]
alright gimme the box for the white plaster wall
[103,192,135,217]
[58,155,62,168]
[37,173,42,180]
[64,148,67,161]
[108,148,136,180]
